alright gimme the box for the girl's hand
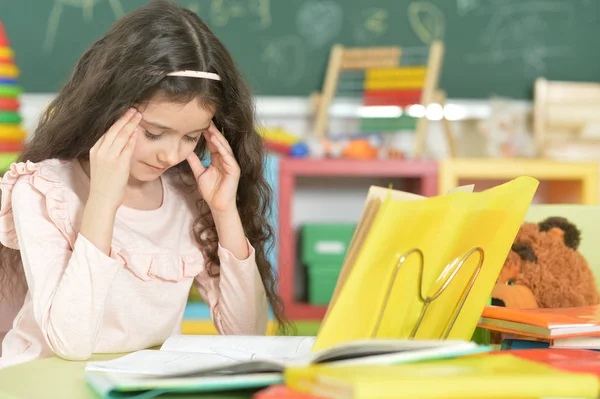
[88,108,141,210]
[187,122,240,214]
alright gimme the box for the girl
[0,0,287,369]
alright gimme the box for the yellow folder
[286,353,599,399]
[313,177,539,352]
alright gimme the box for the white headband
[166,70,221,81]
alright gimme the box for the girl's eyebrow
[143,118,210,134]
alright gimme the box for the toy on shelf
[258,126,309,158]
[534,78,600,160]
[0,21,25,172]
[477,97,535,158]
[306,133,407,160]
[319,134,382,160]
[312,41,456,158]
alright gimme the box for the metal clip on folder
[372,247,485,339]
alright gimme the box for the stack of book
[478,304,600,350]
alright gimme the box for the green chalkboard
[0,0,599,99]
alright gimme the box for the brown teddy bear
[491,216,600,310]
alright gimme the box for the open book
[85,335,489,397]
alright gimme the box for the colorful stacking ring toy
[0,63,18,78]
[0,84,21,98]
[0,125,26,142]
[0,153,19,172]
[0,47,13,60]
[0,111,21,124]
[0,24,26,158]
[0,98,19,111]
[0,141,23,152]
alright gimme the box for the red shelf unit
[277,158,439,320]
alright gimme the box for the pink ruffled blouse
[0,159,268,369]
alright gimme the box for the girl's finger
[205,133,220,155]
[110,113,142,155]
[90,134,105,154]
[186,152,207,181]
[121,126,139,159]
[211,135,239,171]
[206,123,234,155]
[104,108,138,146]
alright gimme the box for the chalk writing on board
[261,35,305,87]
[296,0,343,49]
[464,1,573,74]
[408,2,445,44]
[457,0,481,16]
[44,0,125,52]
[210,0,271,29]
[353,8,389,44]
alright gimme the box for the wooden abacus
[312,40,455,158]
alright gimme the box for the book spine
[501,339,550,350]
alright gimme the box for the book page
[87,369,282,391]
[448,184,474,194]
[160,335,316,361]
[85,350,239,376]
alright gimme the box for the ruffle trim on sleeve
[0,161,76,250]
[114,248,205,282]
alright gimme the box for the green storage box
[301,223,355,305]
[307,264,342,305]
[301,223,356,264]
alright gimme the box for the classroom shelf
[439,158,599,205]
[182,302,321,335]
[278,157,439,320]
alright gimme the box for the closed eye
[185,135,200,143]
[144,129,161,140]
[144,129,199,144]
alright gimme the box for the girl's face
[131,95,215,182]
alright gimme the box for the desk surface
[0,353,258,399]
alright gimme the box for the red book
[499,348,600,378]
[254,384,326,399]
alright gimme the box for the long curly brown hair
[0,0,290,334]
